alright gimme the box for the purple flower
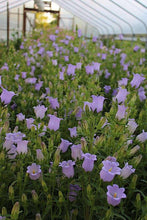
[67,64,76,76]
[104,85,111,94]
[91,95,105,113]
[69,184,81,202]
[47,97,59,109]
[59,138,72,153]
[38,47,45,55]
[74,47,79,53]
[25,77,37,84]
[100,160,121,182]
[17,140,29,154]
[1,63,9,71]
[93,62,101,71]
[0,88,15,105]
[75,107,82,120]
[26,118,36,129]
[71,144,82,161]
[118,78,128,87]
[21,72,27,79]
[120,163,135,179]
[7,144,17,159]
[49,34,56,42]
[36,149,44,161]
[46,50,53,57]
[138,87,146,101]
[130,73,145,88]
[52,59,57,66]
[59,160,75,178]
[105,70,111,79]
[82,153,97,172]
[115,104,127,121]
[92,36,97,42]
[85,65,94,75]
[76,62,82,70]
[35,81,43,91]
[101,53,107,60]
[68,127,77,137]
[115,88,129,103]
[136,130,147,143]
[127,118,138,134]
[107,184,126,206]
[33,105,47,119]
[78,29,82,38]
[27,163,41,180]
[133,45,140,52]
[16,113,25,121]
[119,34,123,40]
[48,115,62,131]
[83,101,91,111]
[59,71,64,80]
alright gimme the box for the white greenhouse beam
[0,0,31,13]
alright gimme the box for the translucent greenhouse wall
[0,1,35,42]
[54,0,147,42]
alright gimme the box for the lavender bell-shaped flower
[71,144,82,161]
[115,88,129,103]
[59,160,75,178]
[115,104,127,121]
[33,105,47,119]
[91,95,105,113]
[48,114,62,131]
[59,138,72,153]
[27,163,41,180]
[17,140,29,154]
[107,184,126,206]
[138,87,146,101]
[0,88,15,105]
[130,73,145,88]
[16,113,25,121]
[100,160,121,182]
[127,118,138,134]
[120,163,135,179]
[47,97,59,109]
[36,149,44,161]
[82,153,97,172]
[68,127,77,137]
[136,130,147,143]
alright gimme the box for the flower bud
[54,148,61,166]
[36,213,42,220]
[129,145,140,156]
[81,137,87,151]
[11,202,20,220]
[130,174,138,190]
[21,193,27,204]
[41,180,48,193]
[58,191,64,203]
[9,185,14,201]
[133,154,142,166]
[136,193,141,210]
[32,190,38,203]
[2,207,7,216]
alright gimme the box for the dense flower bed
[0,28,147,219]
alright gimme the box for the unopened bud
[36,213,42,220]
[130,174,138,190]
[136,193,141,210]
[41,180,48,193]
[83,120,88,130]
[9,185,14,200]
[0,151,5,161]
[2,207,7,216]
[58,191,64,203]
[105,209,112,219]
[32,190,38,203]
[21,193,27,204]
[129,145,140,156]
[11,202,20,220]
[54,148,61,166]
[133,154,142,166]
[81,137,87,150]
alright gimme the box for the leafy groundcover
[0,28,147,220]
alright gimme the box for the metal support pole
[17,8,20,38]
[23,5,26,37]
[57,9,60,26]
[7,1,9,52]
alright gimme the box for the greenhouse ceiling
[53,0,147,35]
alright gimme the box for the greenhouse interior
[0,0,147,219]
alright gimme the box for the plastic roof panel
[0,0,31,13]
[53,0,147,35]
